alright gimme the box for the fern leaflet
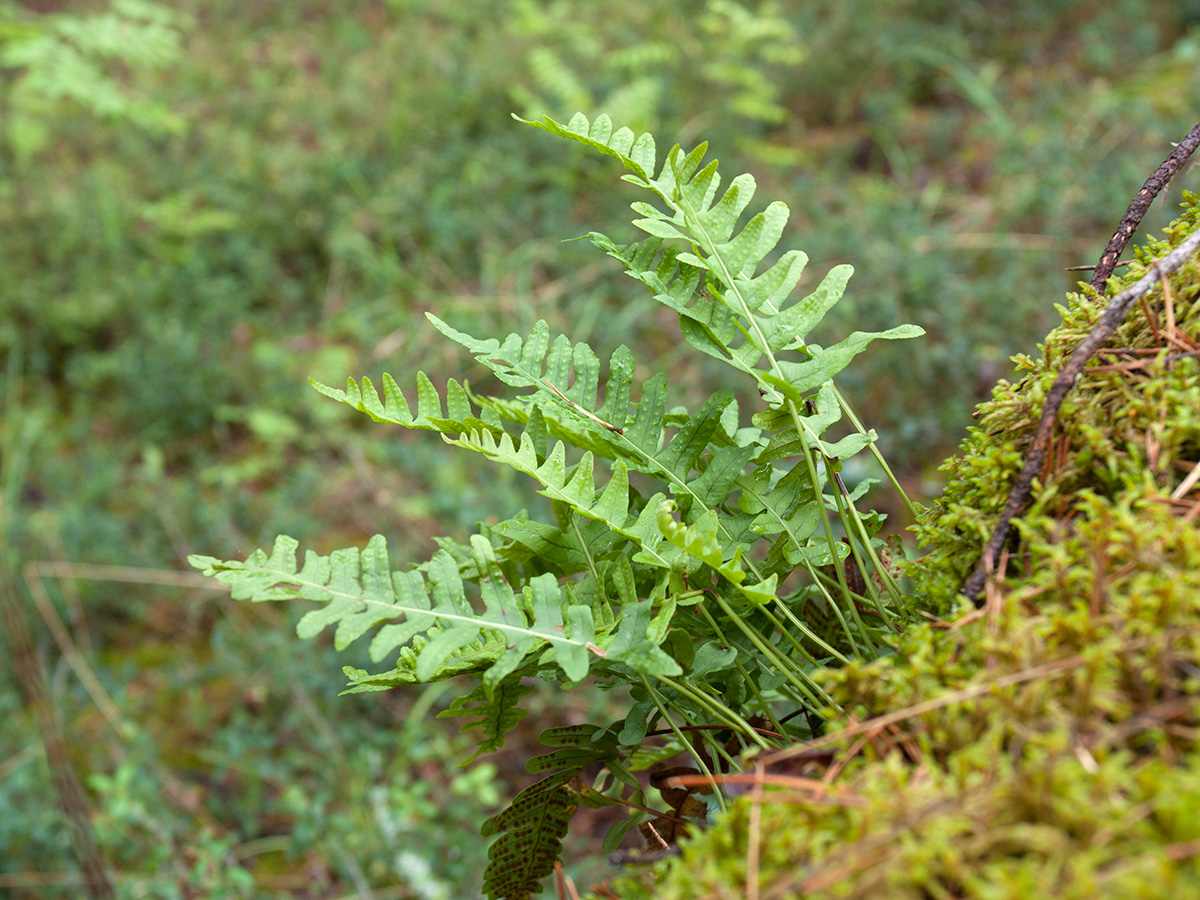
[480,725,620,900]
[187,534,597,685]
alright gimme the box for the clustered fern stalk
[190,113,923,899]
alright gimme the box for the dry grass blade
[664,772,866,806]
[1171,464,1200,501]
[0,559,115,899]
[23,561,222,734]
[761,654,1089,764]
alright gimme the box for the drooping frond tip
[514,111,657,181]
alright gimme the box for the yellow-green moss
[609,197,1200,900]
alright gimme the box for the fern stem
[832,473,907,620]
[791,408,867,658]
[732,657,790,739]
[753,602,837,669]
[641,678,730,812]
[569,512,602,587]
[776,681,839,719]
[760,592,849,666]
[708,592,827,708]
[668,162,872,660]
[822,476,881,656]
[705,733,743,772]
[693,603,821,730]
[798,559,863,645]
[653,674,772,749]
[831,385,921,524]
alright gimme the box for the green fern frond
[316,315,767,552]
[760,325,925,402]
[481,770,578,900]
[194,110,925,900]
[187,534,596,685]
[429,316,692,482]
[451,428,680,570]
[514,111,658,182]
[310,370,498,434]
[523,112,924,406]
[754,383,876,463]
[655,501,777,605]
[597,555,683,677]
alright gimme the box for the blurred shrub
[0,600,505,897]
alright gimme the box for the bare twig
[962,123,1200,602]
[1064,260,1133,272]
[1089,122,1200,295]
[962,227,1200,600]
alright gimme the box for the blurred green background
[2,0,1198,896]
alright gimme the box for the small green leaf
[764,325,926,397]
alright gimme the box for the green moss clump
[610,198,1200,899]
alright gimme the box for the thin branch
[961,124,1200,602]
[1064,260,1132,272]
[961,226,1200,601]
[1089,122,1200,294]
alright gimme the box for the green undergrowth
[618,200,1200,897]
[6,2,1200,896]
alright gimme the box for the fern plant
[190,112,922,900]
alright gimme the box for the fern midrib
[666,152,887,661]
[665,160,817,588]
[255,565,590,648]
[457,429,675,568]
[568,511,602,585]
[597,402,771,585]
[665,165,782,389]
[481,388,753,579]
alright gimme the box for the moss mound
[615,198,1200,899]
